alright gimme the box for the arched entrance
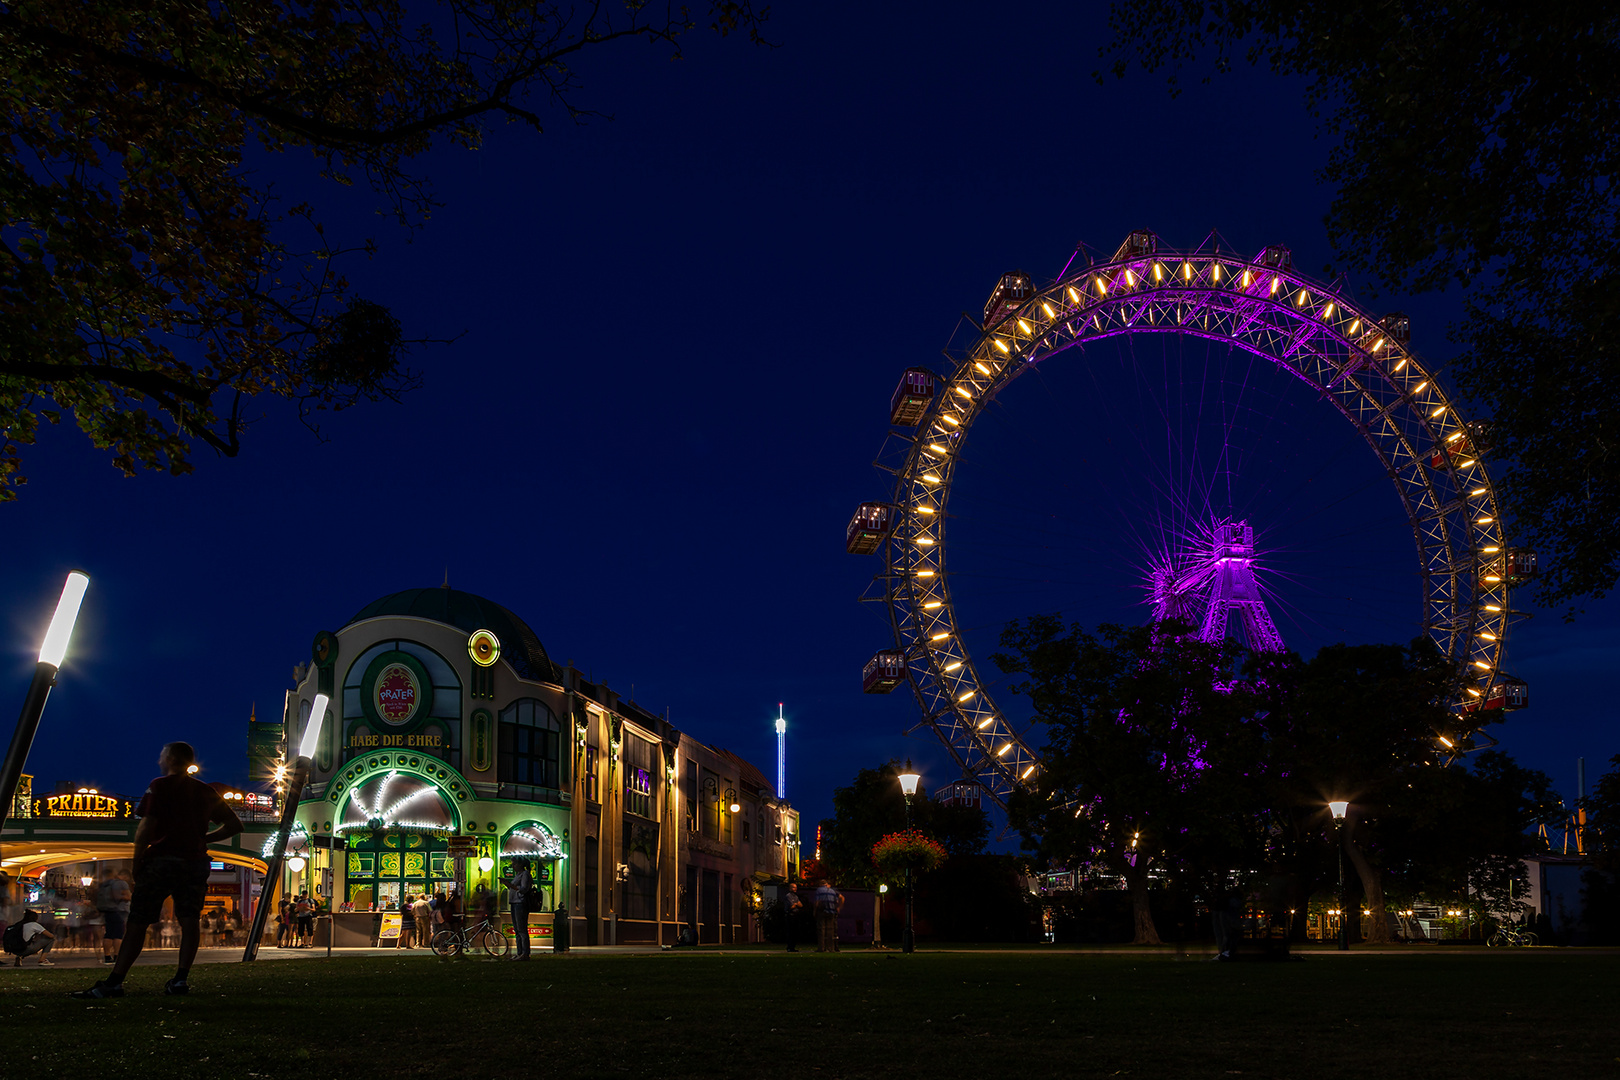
[499,821,567,912]
[334,771,459,909]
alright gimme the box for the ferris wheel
[848,230,1534,809]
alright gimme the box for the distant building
[280,586,798,946]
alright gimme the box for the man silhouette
[72,742,242,998]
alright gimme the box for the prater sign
[375,662,421,726]
[32,792,135,819]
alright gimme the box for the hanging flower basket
[871,830,947,876]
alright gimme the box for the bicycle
[431,916,510,959]
[1487,925,1538,948]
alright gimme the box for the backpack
[2,921,22,956]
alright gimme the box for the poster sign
[378,913,403,940]
[374,664,421,726]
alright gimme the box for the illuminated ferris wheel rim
[870,234,1522,808]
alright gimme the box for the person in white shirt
[16,910,56,966]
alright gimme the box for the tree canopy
[0,0,765,494]
[816,760,988,890]
[1103,2,1620,610]
[995,614,1554,943]
[994,617,1261,943]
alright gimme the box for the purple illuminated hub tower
[1149,519,1285,654]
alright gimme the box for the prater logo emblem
[375,663,421,725]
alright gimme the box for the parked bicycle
[431,916,510,959]
[1487,925,1538,948]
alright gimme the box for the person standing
[813,879,843,953]
[783,885,803,952]
[397,894,416,950]
[507,858,534,961]
[430,891,447,936]
[14,910,56,966]
[295,894,314,947]
[412,893,433,948]
[80,896,104,955]
[70,741,243,999]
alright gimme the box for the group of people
[781,879,846,953]
[0,868,133,967]
[274,893,319,947]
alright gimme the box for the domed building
[280,586,799,947]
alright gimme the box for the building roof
[346,587,559,683]
[715,748,774,799]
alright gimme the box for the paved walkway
[0,943,665,971]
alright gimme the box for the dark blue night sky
[5,2,1616,831]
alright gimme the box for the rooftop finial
[442,567,450,590]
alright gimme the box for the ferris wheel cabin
[982,271,1034,328]
[1255,244,1293,271]
[889,367,936,426]
[846,502,896,555]
[1463,674,1530,714]
[1379,311,1412,345]
[1429,421,1491,470]
[862,651,907,694]
[1482,548,1539,587]
[1111,230,1159,262]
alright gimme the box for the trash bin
[552,905,570,952]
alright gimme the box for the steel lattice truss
[866,241,1513,809]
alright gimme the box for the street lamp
[244,691,329,962]
[1329,800,1349,951]
[897,765,921,799]
[0,571,90,821]
[477,856,494,873]
[896,760,921,954]
[702,777,740,814]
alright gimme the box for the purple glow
[1148,518,1285,654]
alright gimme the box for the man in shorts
[72,741,242,998]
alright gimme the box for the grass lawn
[3,948,1618,1079]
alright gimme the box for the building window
[498,698,563,788]
[742,820,751,843]
[584,745,599,803]
[627,767,653,818]
[622,735,659,820]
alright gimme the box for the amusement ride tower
[1151,519,1285,654]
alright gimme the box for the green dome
[346,587,559,683]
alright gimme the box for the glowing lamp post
[1329,800,1349,951]
[897,767,921,800]
[244,691,329,961]
[896,761,921,955]
[0,571,90,823]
